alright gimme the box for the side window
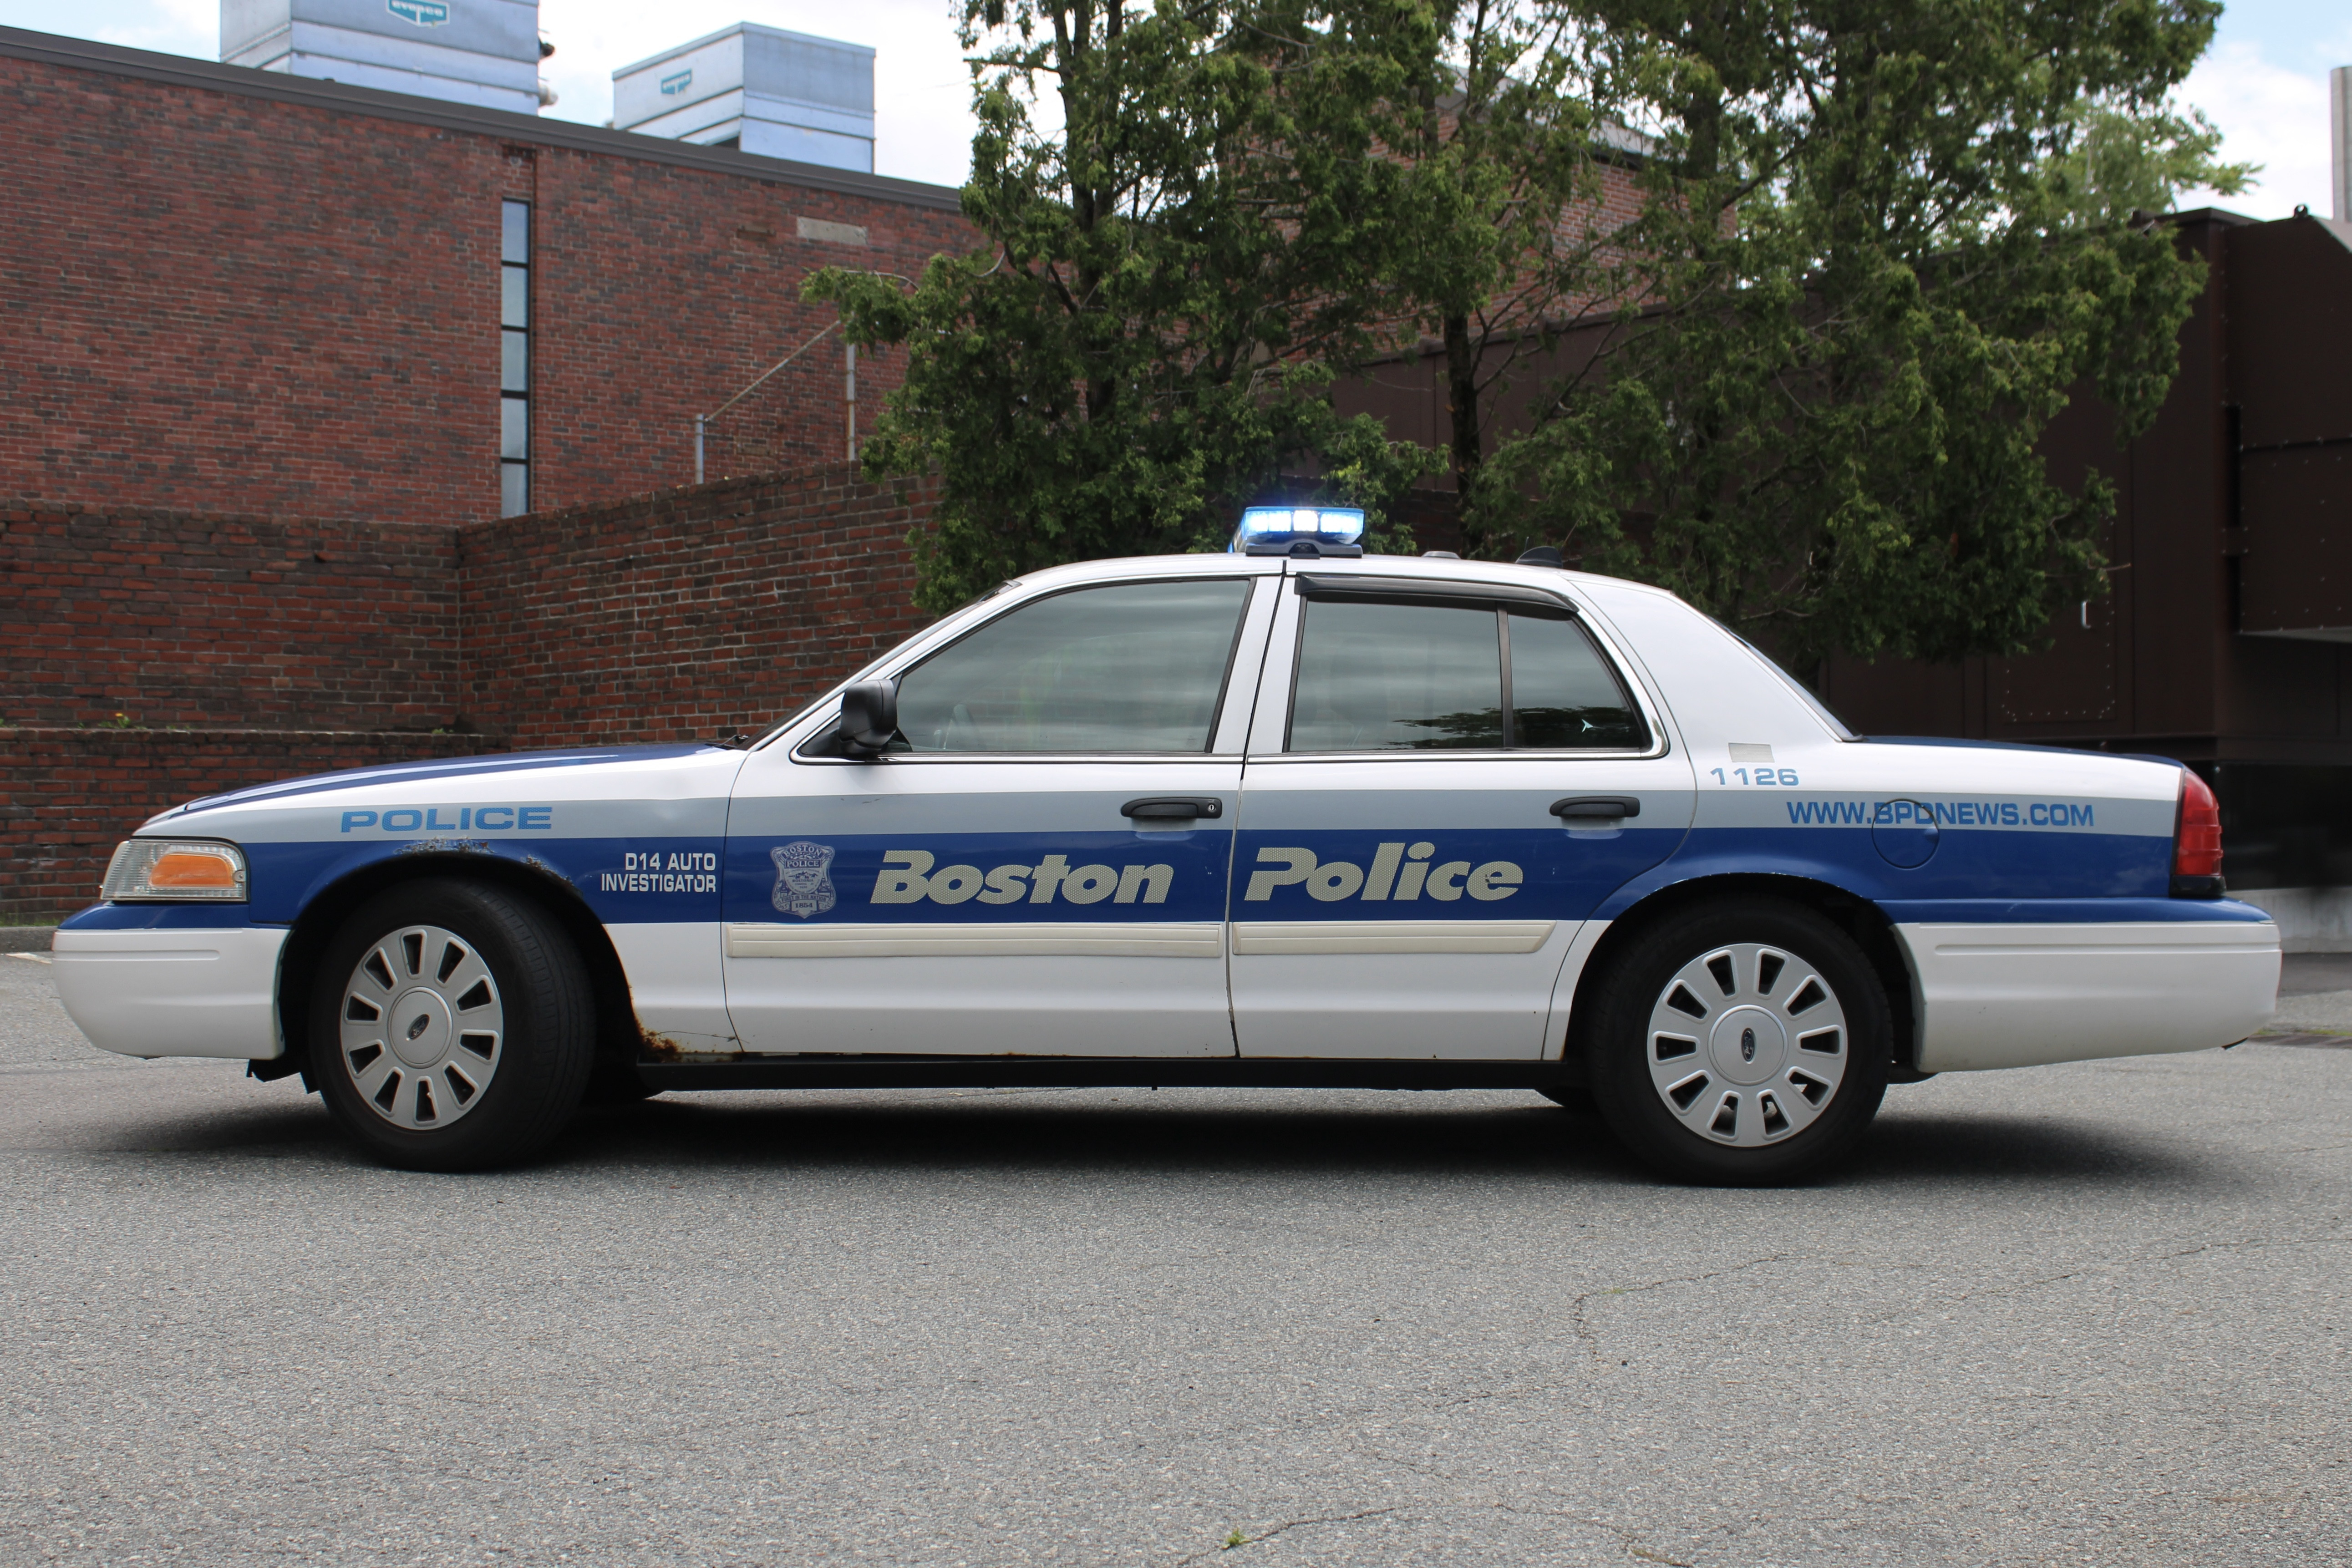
[1288,595,1646,752]
[894,578,1254,753]
[1289,600,1504,751]
[1508,611,1647,748]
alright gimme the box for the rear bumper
[1899,920,2280,1072]
[52,926,288,1060]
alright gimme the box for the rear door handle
[1122,797,1224,820]
[1551,796,1640,820]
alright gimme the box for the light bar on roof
[1232,506,1367,557]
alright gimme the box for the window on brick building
[500,200,531,517]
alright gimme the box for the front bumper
[52,926,289,1060]
[1899,919,2281,1072]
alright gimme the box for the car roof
[1005,550,1678,604]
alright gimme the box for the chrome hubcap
[338,924,503,1131]
[1645,942,1847,1147]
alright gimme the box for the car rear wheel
[310,879,595,1172]
[1585,898,1890,1184]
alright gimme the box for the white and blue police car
[53,507,2281,1181]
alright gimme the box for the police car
[53,507,2281,1182]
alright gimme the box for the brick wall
[0,44,973,527]
[0,463,935,921]
[1,500,461,731]
[0,728,502,922]
[460,467,936,748]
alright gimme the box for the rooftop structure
[222,0,550,114]
[613,23,874,173]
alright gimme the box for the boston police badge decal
[770,841,837,919]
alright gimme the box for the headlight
[100,840,249,902]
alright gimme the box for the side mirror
[838,680,900,757]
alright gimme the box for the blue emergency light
[1231,506,1368,557]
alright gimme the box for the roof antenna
[1517,546,1564,568]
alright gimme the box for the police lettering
[1245,844,1522,903]
[340,806,554,833]
[872,849,1174,906]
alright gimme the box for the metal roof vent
[612,23,875,173]
[222,0,549,115]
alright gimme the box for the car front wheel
[309,879,595,1172]
[1585,898,1890,1184]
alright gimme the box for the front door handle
[1122,797,1224,821]
[1551,796,1640,820]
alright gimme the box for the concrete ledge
[0,926,56,951]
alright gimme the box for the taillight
[2171,767,2223,894]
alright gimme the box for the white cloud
[2176,40,2341,219]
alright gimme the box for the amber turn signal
[147,850,242,889]
[99,839,250,902]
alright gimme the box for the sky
[1,0,2345,213]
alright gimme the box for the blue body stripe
[65,774,2262,939]
[60,903,276,931]
[1597,824,2174,920]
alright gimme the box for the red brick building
[0,25,970,524]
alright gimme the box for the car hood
[150,743,726,827]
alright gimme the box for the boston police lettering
[871,849,1174,906]
[1245,844,1523,903]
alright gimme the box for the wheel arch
[269,853,639,1086]
[1564,872,1922,1078]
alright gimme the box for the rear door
[1229,569,1694,1059]
[721,564,1278,1057]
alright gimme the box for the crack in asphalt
[1567,1253,1793,1364]
[1178,1505,1398,1561]
[1895,1232,2352,1317]
[1179,1494,1700,1567]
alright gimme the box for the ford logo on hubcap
[1741,1026,1757,1062]
[407,1015,432,1041]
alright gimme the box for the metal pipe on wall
[845,340,858,462]
[2334,66,2351,223]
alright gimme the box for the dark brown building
[1818,211,2352,948]
[1337,211,2352,947]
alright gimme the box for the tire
[1584,898,1890,1184]
[309,879,596,1172]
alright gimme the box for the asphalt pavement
[2,949,2347,1567]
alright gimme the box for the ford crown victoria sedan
[53,515,2281,1182]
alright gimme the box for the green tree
[808,0,1443,613]
[1472,0,2254,667]
[1385,0,1603,495]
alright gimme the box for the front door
[1229,569,1694,1059]
[722,568,1276,1057]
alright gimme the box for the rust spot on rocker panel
[637,1023,686,1063]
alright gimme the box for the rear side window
[1288,598,1646,752]
[895,578,1253,753]
[1507,612,1647,748]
